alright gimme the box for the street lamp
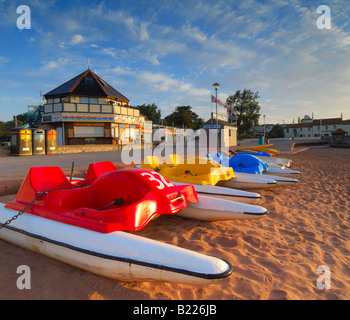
[263,115,266,142]
[212,82,220,150]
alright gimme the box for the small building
[248,125,274,137]
[202,113,237,148]
[39,69,145,145]
[331,128,348,144]
[152,125,193,145]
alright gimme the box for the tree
[16,113,29,125]
[135,103,161,124]
[0,112,29,140]
[268,124,285,138]
[163,106,204,130]
[226,89,261,136]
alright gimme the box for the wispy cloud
[70,34,85,45]
[1,0,350,122]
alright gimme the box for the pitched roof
[44,69,129,102]
[312,118,343,125]
[285,117,350,128]
[332,128,348,135]
[202,118,237,128]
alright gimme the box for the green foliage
[163,105,204,130]
[16,113,29,124]
[268,124,285,138]
[226,89,261,136]
[136,103,161,124]
[0,113,29,138]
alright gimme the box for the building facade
[284,115,350,139]
[39,69,146,145]
[202,113,237,147]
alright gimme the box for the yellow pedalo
[141,154,269,220]
[141,154,277,190]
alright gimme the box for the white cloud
[70,34,85,45]
[139,23,150,41]
[42,61,59,70]
[136,71,178,92]
[100,47,128,60]
[111,66,135,76]
[181,25,207,43]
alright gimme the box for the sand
[0,145,349,300]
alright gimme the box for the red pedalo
[5,163,198,233]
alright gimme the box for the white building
[284,115,350,139]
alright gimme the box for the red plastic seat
[84,161,118,183]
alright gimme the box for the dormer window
[85,76,94,83]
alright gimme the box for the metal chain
[0,184,90,230]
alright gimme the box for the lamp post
[263,115,266,143]
[212,82,220,150]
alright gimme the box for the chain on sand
[0,184,90,230]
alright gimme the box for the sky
[0,0,349,124]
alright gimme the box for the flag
[224,103,229,118]
[211,95,223,106]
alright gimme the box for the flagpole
[210,91,213,125]
[216,89,218,150]
[212,83,220,151]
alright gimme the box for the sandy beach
[0,145,349,300]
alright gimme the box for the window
[89,97,99,104]
[129,125,136,140]
[119,124,126,140]
[74,126,104,138]
[80,97,89,104]
[85,76,94,83]
[79,97,99,104]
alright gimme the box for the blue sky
[0,0,349,124]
